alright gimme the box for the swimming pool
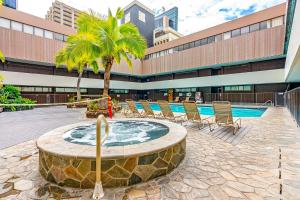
[135,103,266,117]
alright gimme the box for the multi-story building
[155,7,178,31]
[121,0,155,47]
[153,16,182,46]
[2,0,17,9]
[0,2,299,104]
[45,0,81,29]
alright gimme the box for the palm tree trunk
[77,71,83,102]
[103,58,114,97]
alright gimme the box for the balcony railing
[285,87,300,126]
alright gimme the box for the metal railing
[285,87,300,126]
[203,92,276,105]
[93,115,109,200]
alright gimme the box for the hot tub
[37,118,187,188]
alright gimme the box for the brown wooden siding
[0,28,65,64]
[0,26,284,76]
[142,26,285,75]
[0,27,142,75]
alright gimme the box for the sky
[18,0,286,35]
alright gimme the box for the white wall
[1,69,285,90]
[285,0,300,82]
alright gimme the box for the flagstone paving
[0,107,299,199]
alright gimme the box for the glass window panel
[223,32,231,40]
[0,17,10,29]
[266,20,271,28]
[224,86,230,91]
[200,38,208,45]
[194,40,201,47]
[231,86,238,91]
[231,29,241,37]
[249,23,259,32]
[189,42,195,48]
[173,46,179,52]
[259,21,268,30]
[244,85,251,91]
[34,27,44,37]
[23,24,33,34]
[35,87,43,92]
[138,11,145,23]
[21,87,34,92]
[238,86,244,91]
[183,43,190,50]
[125,12,130,23]
[44,30,53,39]
[63,35,68,42]
[54,33,64,41]
[207,36,215,44]
[11,21,22,31]
[215,34,222,42]
[272,16,283,27]
[178,45,184,51]
[241,26,250,35]
[56,88,65,92]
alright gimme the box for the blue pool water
[135,103,266,118]
[64,120,169,147]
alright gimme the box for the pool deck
[0,107,300,199]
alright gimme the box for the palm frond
[0,50,5,63]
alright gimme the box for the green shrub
[87,101,100,112]
[0,85,36,112]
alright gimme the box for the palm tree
[93,8,147,96]
[55,13,100,101]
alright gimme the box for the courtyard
[0,106,299,200]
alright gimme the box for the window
[11,21,22,31]
[244,85,251,91]
[0,17,10,29]
[63,35,68,42]
[125,12,130,23]
[272,16,283,27]
[224,85,252,91]
[215,34,222,42]
[138,11,146,22]
[249,23,259,32]
[173,46,179,52]
[207,36,215,44]
[178,45,184,51]
[200,38,208,45]
[183,43,190,50]
[231,29,241,37]
[44,30,53,39]
[54,33,64,41]
[20,87,34,92]
[189,42,195,48]
[34,27,44,37]
[241,26,250,35]
[223,32,231,40]
[194,40,201,47]
[259,21,269,30]
[23,24,33,34]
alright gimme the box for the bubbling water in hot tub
[63,120,169,147]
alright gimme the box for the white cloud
[18,0,286,35]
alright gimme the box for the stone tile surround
[0,107,299,199]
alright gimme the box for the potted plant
[67,96,76,108]
[86,101,103,118]
[112,98,122,112]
